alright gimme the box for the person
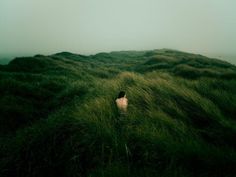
[115,91,128,133]
[115,91,128,116]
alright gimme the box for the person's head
[117,91,126,98]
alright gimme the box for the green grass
[0,49,236,177]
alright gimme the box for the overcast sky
[0,0,235,63]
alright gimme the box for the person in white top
[115,91,128,115]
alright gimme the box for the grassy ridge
[0,49,236,177]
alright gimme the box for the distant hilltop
[1,49,235,65]
[1,49,235,79]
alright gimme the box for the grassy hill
[0,49,236,177]
[0,58,12,65]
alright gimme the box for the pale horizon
[0,0,236,64]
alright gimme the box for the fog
[0,0,235,64]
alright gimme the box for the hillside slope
[0,49,236,177]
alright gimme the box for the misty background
[0,0,235,64]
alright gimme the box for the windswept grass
[0,49,236,177]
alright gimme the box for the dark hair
[117,91,126,98]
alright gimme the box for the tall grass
[0,50,236,177]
